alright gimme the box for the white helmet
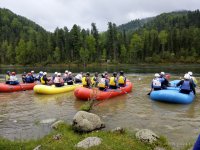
[31,70,34,73]
[184,73,190,80]
[155,73,160,77]
[57,73,61,76]
[43,72,47,75]
[188,71,193,76]
[160,72,165,75]
[55,72,58,75]
[65,70,68,73]
[39,71,43,74]
[68,72,72,75]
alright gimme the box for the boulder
[111,127,125,134]
[135,129,159,143]
[72,111,105,132]
[76,137,102,149]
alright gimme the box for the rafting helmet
[86,72,90,76]
[188,71,193,76]
[6,71,10,74]
[120,70,124,75]
[43,72,47,75]
[113,72,117,77]
[95,72,98,76]
[154,73,160,77]
[160,72,165,75]
[54,72,58,75]
[184,73,190,80]
[57,73,61,76]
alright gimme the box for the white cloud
[0,0,199,32]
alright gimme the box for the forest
[0,8,200,65]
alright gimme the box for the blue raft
[150,80,195,104]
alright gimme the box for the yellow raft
[34,83,82,94]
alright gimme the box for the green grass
[0,123,172,150]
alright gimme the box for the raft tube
[34,83,82,94]
[0,83,36,92]
[74,80,133,101]
[150,80,195,104]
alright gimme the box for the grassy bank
[0,123,172,150]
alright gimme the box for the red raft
[0,83,36,92]
[74,80,133,101]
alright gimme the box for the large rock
[135,129,159,143]
[76,137,102,149]
[72,111,105,132]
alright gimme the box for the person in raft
[25,72,35,83]
[5,71,10,84]
[91,72,99,87]
[54,73,64,87]
[74,72,83,84]
[98,73,109,91]
[118,71,126,87]
[35,71,43,81]
[176,73,196,95]
[63,70,69,82]
[9,72,19,85]
[188,71,197,87]
[31,70,36,81]
[66,72,74,85]
[52,72,58,82]
[159,72,170,89]
[193,134,200,150]
[151,73,162,91]
[109,72,118,89]
[21,72,27,83]
[40,72,50,85]
[82,72,91,88]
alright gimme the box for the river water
[0,64,200,149]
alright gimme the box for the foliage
[1,8,200,64]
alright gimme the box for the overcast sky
[0,0,199,32]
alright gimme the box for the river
[0,64,200,149]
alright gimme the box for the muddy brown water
[0,73,200,149]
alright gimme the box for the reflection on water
[0,74,200,149]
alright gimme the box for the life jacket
[109,77,116,86]
[82,77,87,86]
[5,75,10,81]
[54,77,61,83]
[118,76,125,84]
[91,76,95,85]
[40,76,45,84]
[25,76,34,83]
[159,77,165,83]
[98,78,106,88]
[181,80,190,91]
[91,76,98,85]
[152,78,161,89]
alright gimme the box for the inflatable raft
[74,80,133,101]
[0,83,36,92]
[34,83,82,94]
[150,80,195,104]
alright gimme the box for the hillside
[117,17,154,32]
[0,8,200,65]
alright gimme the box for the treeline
[0,8,200,65]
